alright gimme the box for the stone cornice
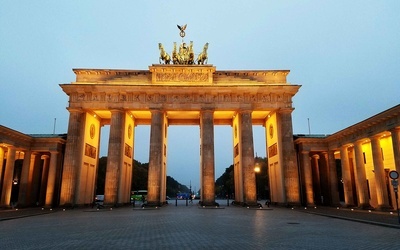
[294,104,400,151]
[71,67,292,85]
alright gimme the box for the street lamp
[254,164,260,201]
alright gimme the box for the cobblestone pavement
[0,200,399,249]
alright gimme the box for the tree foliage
[96,156,269,199]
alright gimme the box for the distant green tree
[166,176,190,197]
[131,160,148,191]
[96,157,190,198]
[215,164,234,198]
[215,157,269,200]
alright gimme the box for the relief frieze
[70,92,293,105]
[155,72,209,83]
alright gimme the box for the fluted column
[147,110,164,206]
[311,154,322,204]
[0,147,4,189]
[370,135,390,209]
[328,150,340,206]
[104,110,125,205]
[390,127,400,174]
[1,146,16,207]
[301,151,314,206]
[340,145,355,207]
[39,155,50,205]
[200,110,215,206]
[18,151,36,206]
[45,151,59,207]
[60,109,85,206]
[278,109,300,204]
[30,153,43,205]
[238,111,257,205]
[319,152,330,205]
[353,140,371,208]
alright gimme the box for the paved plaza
[1,200,399,249]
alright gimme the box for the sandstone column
[60,109,85,206]
[319,152,331,205]
[200,110,215,206]
[390,127,400,174]
[147,110,164,206]
[39,155,50,205]
[301,151,314,206]
[277,109,300,204]
[17,150,32,207]
[0,147,4,189]
[239,110,257,206]
[311,154,321,204]
[45,151,59,207]
[370,135,390,209]
[340,145,355,207]
[1,146,16,207]
[328,150,340,206]
[30,153,43,206]
[104,110,125,205]
[353,140,371,208]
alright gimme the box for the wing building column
[353,140,371,208]
[340,145,355,207]
[45,151,59,207]
[1,146,16,207]
[200,110,215,206]
[311,154,321,204]
[17,150,32,207]
[0,147,4,190]
[370,135,390,209]
[301,150,314,206]
[327,150,340,206]
[390,127,400,174]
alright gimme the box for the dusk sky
[1,1,399,191]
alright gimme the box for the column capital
[66,107,84,113]
[109,109,125,114]
[312,154,320,159]
[389,127,400,133]
[277,108,294,114]
[301,150,310,155]
[41,154,50,160]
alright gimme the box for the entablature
[71,66,292,86]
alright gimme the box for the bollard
[175,198,178,206]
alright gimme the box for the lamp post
[254,164,260,201]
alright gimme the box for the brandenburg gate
[59,28,301,207]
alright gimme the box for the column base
[376,204,393,211]
[145,201,163,207]
[199,201,219,207]
[358,203,374,210]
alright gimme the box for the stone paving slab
[0,203,399,249]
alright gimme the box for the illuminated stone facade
[0,126,66,208]
[295,105,400,209]
[59,64,301,207]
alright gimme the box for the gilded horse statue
[188,41,194,65]
[197,43,209,65]
[158,43,171,64]
[172,42,179,64]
